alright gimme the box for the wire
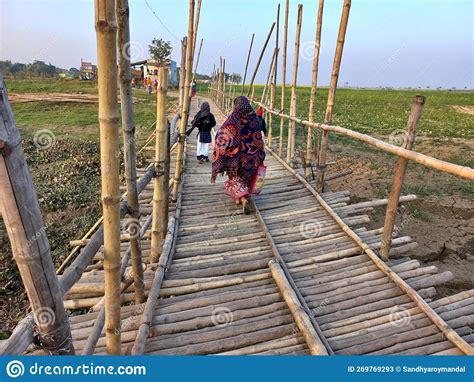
[144,0,181,42]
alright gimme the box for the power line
[144,0,181,42]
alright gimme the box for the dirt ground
[325,138,474,297]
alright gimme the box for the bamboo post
[247,22,276,97]
[0,76,74,355]
[193,38,203,79]
[278,0,289,157]
[286,4,303,165]
[192,0,202,54]
[116,0,144,304]
[316,0,351,192]
[217,57,222,108]
[241,33,255,95]
[269,260,328,355]
[221,58,226,110]
[171,0,195,202]
[95,0,122,355]
[268,3,280,145]
[179,37,187,111]
[380,96,425,260]
[260,49,277,105]
[305,0,324,179]
[150,68,170,263]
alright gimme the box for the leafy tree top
[148,38,172,66]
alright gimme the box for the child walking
[186,102,216,163]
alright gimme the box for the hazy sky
[0,0,473,88]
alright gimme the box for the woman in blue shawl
[211,96,266,214]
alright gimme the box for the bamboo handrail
[209,87,474,180]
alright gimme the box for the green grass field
[7,78,474,141]
[5,78,173,143]
[227,84,474,139]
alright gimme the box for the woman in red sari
[211,96,266,214]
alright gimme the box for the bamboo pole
[247,22,276,97]
[193,38,203,79]
[116,0,144,304]
[286,4,303,164]
[179,37,187,111]
[278,0,289,157]
[380,96,425,260]
[171,0,195,202]
[316,0,351,192]
[150,68,170,263]
[94,0,122,355]
[241,33,255,95]
[0,78,74,355]
[222,58,226,109]
[305,0,324,179]
[266,146,474,355]
[260,49,278,105]
[192,0,202,54]
[268,3,280,145]
[250,197,334,354]
[269,260,328,355]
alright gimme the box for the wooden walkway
[61,97,474,355]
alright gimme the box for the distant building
[80,59,97,80]
[131,59,178,87]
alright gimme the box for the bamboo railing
[209,86,474,181]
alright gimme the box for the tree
[229,73,242,84]
[148,38,172,66]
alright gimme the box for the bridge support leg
[316,0,351,192]
[151,68,170,263]
[380,95,425,260]
[0,76,74,355]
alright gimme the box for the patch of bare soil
[0,139,102,339]
[325,138,474,297]
[453,105,474,116]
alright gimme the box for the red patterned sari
[211,96,266,201]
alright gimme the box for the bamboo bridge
[1,0,474,356]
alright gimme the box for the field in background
[0,77,473,337]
